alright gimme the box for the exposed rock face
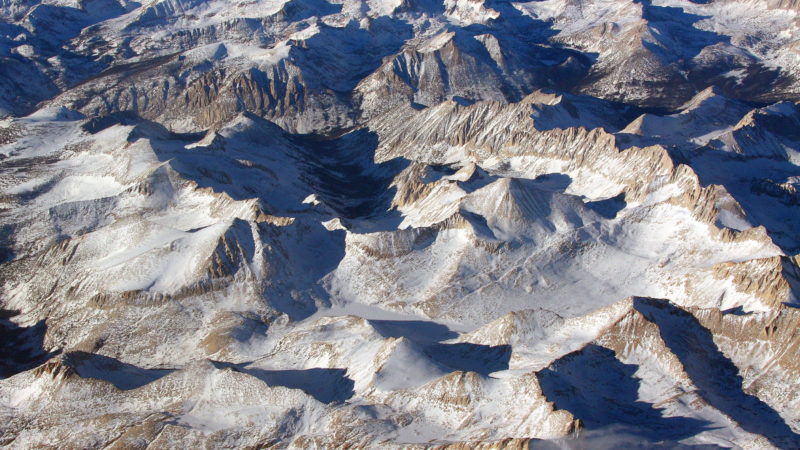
[1,0,800,448]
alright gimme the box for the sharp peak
[678,86,738,111]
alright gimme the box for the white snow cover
[0,0,799,448]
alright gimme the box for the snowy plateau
[1,0,800,448]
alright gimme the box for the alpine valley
[1,0,800,448]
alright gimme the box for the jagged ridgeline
[1,0,800,448]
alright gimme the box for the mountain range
[1,0,800,447]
